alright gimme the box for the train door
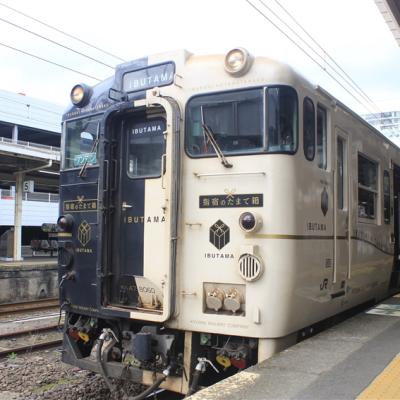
[333,128,350,297]
[104,97,180,322]
[390,163,400,288]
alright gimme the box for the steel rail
[0,338,62,358]
[0,298,59,315]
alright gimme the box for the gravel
[0,348,145,399]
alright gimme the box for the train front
[57,49,302,395]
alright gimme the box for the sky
[0,0,399,116]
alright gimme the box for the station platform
[0,257,58,304]
[189,295,400,400]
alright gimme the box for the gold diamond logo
[78,220,91,246]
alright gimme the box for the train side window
[303,97,315,161]
[317,106,327,169]
[384,170,390,224]
[267,86,298,153]
[337,137,345,210]
[358,154,378,221]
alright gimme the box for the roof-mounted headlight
[224,48,253,77]
[70,83,92,107]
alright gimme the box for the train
[57,48,400,396]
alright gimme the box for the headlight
[239,212,262,233]
[70,83,92,107]
[224,48,253,77]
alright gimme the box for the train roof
[62,48,398,152]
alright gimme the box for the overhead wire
[0,95,62,115]
[271,0,381,114]
[0,41,102,81]
[0,1,125,63]
[0,16,115,69]
[245,0,380,117]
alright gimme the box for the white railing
[0,136,60,153]
[0,189,59,203]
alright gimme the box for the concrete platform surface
[0,257,58,304]
[189,296,400,400]
[0,257,57,268]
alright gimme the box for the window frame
[316,104,328,170]
[357,153,379,224]
[62,114,103,171]
[383,169,391,224]
[303,97,315,161]
[184,85,299,159]
[337,136,346,211]
[125,116,167,180]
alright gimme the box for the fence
[0,136,60,154]
[0,189,59,203]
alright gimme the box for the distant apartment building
[363,111,400,147]
[0,89,63,245]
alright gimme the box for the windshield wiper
[79,122,100,178]
[201,107,232,168]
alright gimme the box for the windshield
[126,116,166,179]
[185,86,298,157]
[186,89,264,156]
[64,115,102,169]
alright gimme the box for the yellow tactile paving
[357,355,400,400]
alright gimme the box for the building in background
[363,111,400,147]
[0,89,63,252]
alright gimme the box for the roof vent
[238,253,263,282]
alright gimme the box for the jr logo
[320,278,328,291]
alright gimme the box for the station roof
[0,89,63,133]
[376,0,400,45]
[0,139,60,193]
[0,89,62,193]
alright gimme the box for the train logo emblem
[321,187,328,216]
[209,220,230,250]
[78,220,91,246]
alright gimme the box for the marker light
[239,212,262,233]
[224,48,253,77]
[70,83,92,107]
[57,214,74,232]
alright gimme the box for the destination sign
[123,63,175,93]
[63,199,98,213]
[199,194,263,208]
[74,152,97,167]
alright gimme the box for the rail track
[0,297,59,316]
[0,299,63,358]
[0,323,62,358]
[0,321,61,339]
[0,337,62,358]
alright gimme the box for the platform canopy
[376,0,400,46]
[0,89,62,193]
[0,138,60,192]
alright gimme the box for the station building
[0,89,63,259]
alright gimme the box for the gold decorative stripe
[57,232,72,237]
[250,234,334,240]
[248,233,393,256]
[357,354,400,399]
